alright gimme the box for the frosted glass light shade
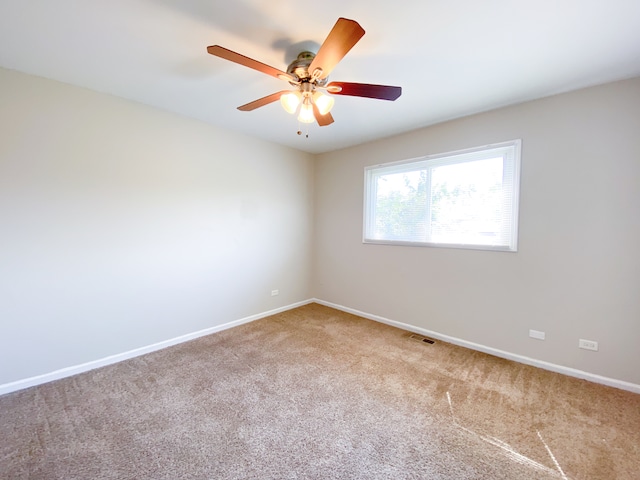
[313,92,335,115]
[280,92,301,114]
[297,103,315,123]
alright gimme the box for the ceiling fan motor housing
[286,51,328,86]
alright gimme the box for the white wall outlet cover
[579,339,598,351]
[529,329,545,340]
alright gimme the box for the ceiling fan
[206,18,402,129]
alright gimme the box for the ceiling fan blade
[207,45,296,82]
[312,103,335,126]
[309,18,365,80]
[327,82,402,101]
[237,91,290,111]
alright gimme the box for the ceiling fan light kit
[280,91,302,114]
[206,18,402,133]
[278,78,335,122]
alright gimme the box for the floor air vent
[408,333,436,344]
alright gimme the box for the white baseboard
[0,299,314,396]
[313,298,640,395]
[4,298,638,397]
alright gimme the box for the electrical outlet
[271,290,279,296]
[579,339,598,351]
[529,329,545,340]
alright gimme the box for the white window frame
[363,140,521,252]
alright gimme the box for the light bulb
[313,92,334,115]
[280,91,301,114]
[297,102,315,123]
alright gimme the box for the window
[363,140,521,251]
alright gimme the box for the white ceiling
[1,1,639,154]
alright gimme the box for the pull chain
[296,121,310,138]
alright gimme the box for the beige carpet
[1,303,639,479]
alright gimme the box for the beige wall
[2,65,639,390]
[0,67,314,385]
[314,78,640,385]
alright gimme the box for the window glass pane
[363,140,520,251]
[373,170,427,242]
[430,157,503,245]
